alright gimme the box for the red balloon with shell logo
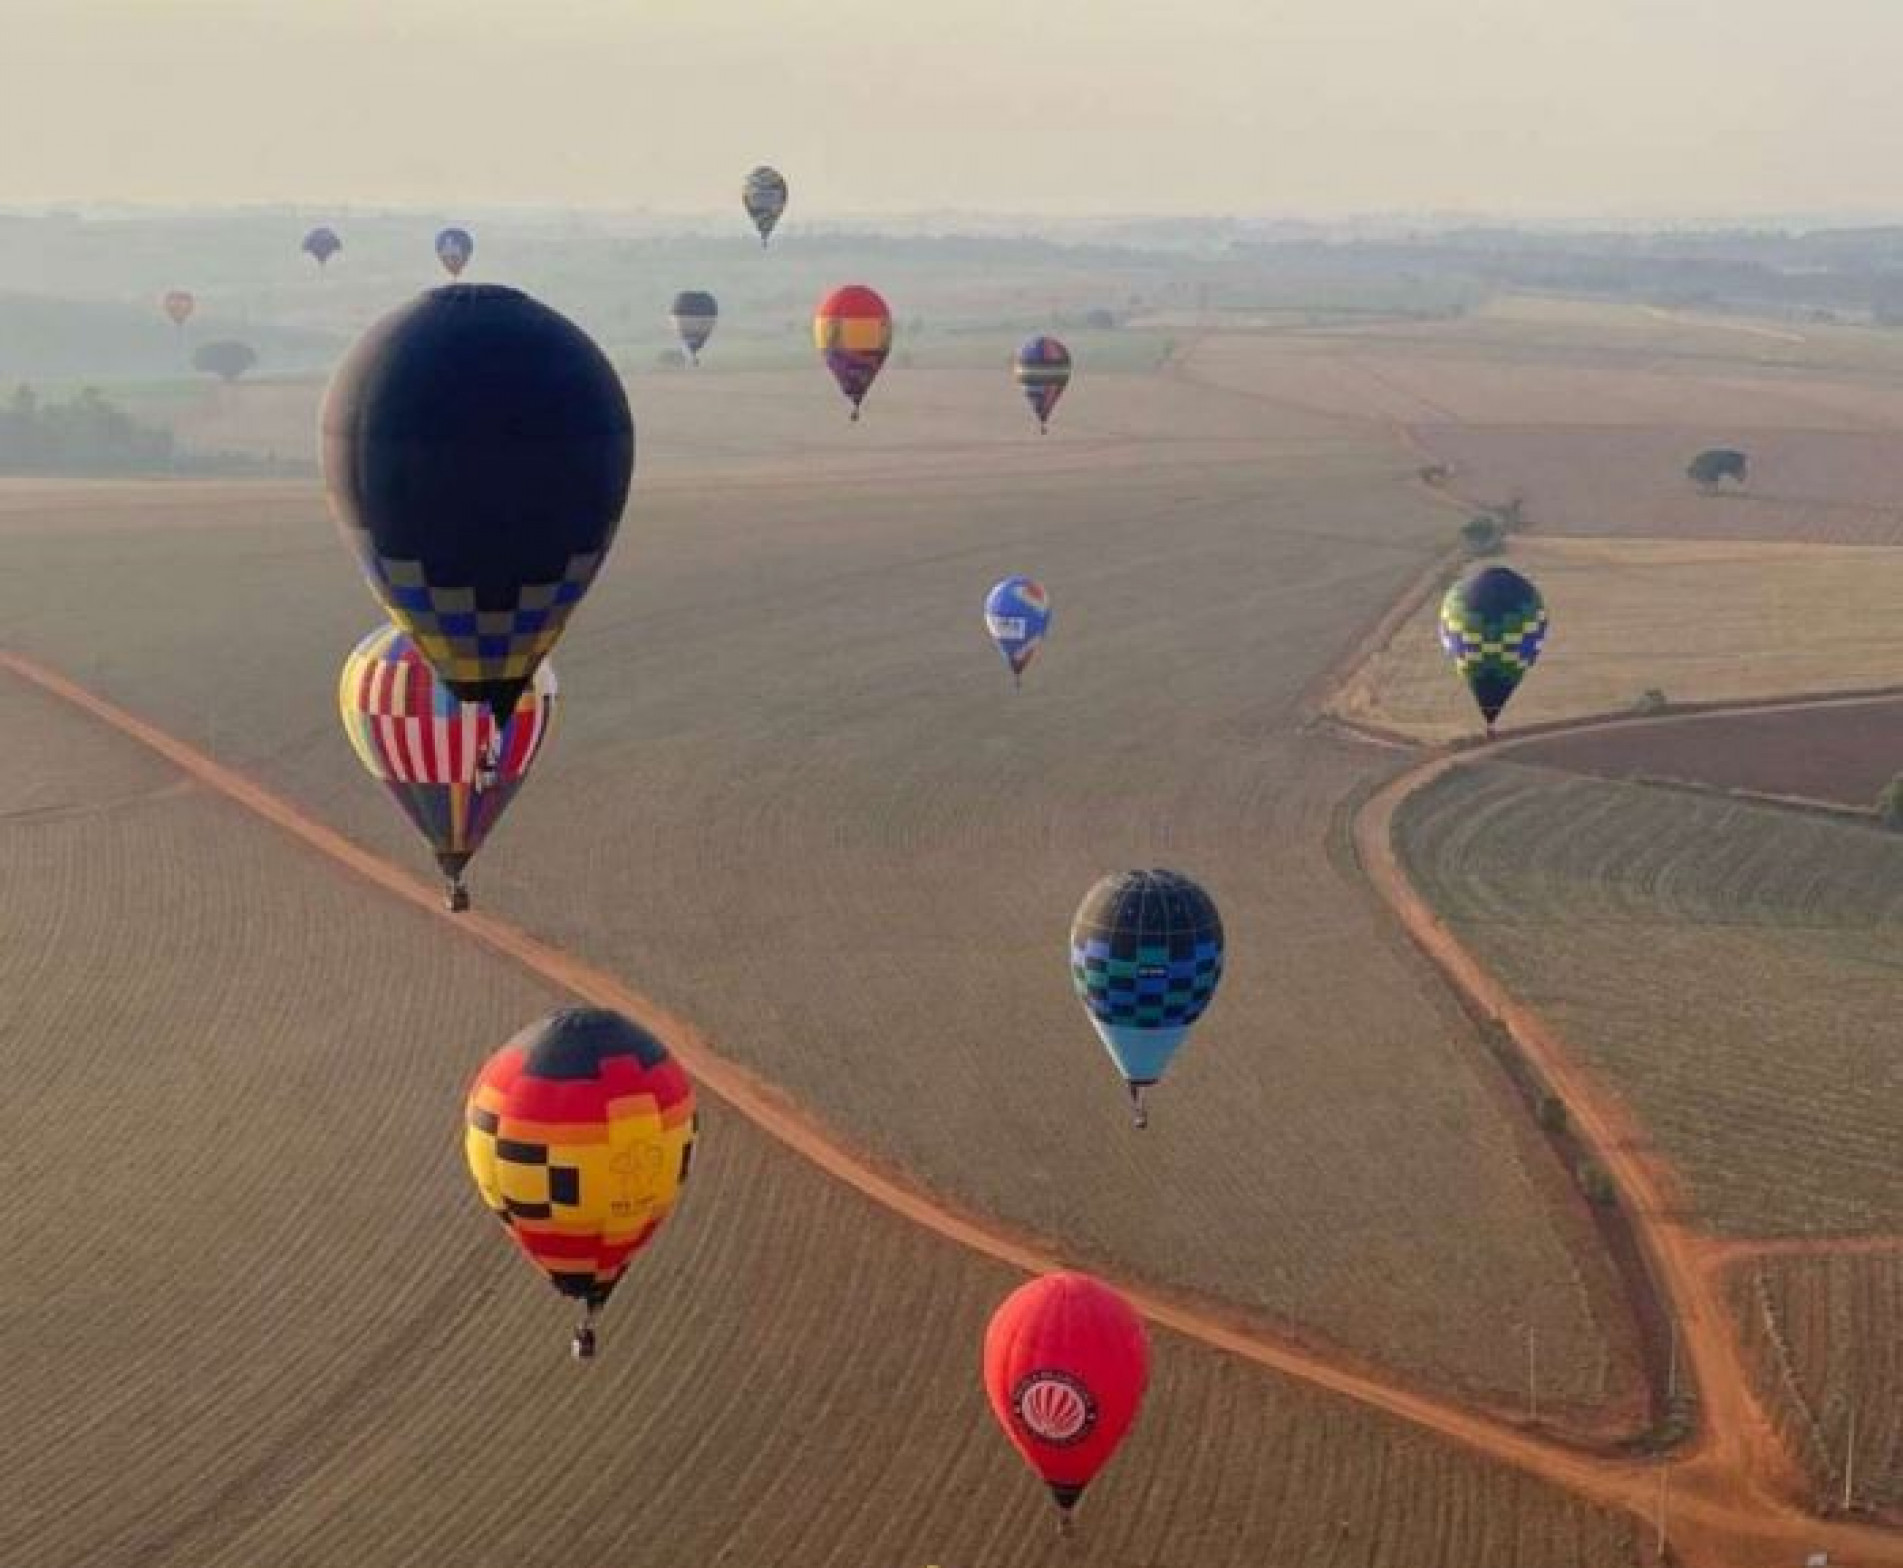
[982,1272,1150,1528]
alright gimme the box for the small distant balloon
[742,166,788,247]
[983,1273,1149,1527]
[983,576,1051,687]
[435,227,475,278]
[1013,336,1072,433]
[465,1008,697,1361]
[813,284,892,422]
[162,290,195,329]
[1438,565,1547,735]
[669,290,718,365]
[302,226,342,267]
[1069,869,1224,1128]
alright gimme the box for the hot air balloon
[162,290,195,331]
[814,285,891,422]
[321,284,634,727]
[669,290,718,365]
[302,226,342,267]
[465,1008,697,1360]
[1438,565,1547,736]
[338,624,557,912]
[1013,336,1071,433]
[742,165,788,247]
[435,226,474,277]
[983,1273,1149,1531]
[1070,869,1224,1128]
[983,576,1051,687]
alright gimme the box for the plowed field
[0,360,1639,1414]
[1510,697,1903,810]
[0,666,1650,1568]
[1396,763,1903,1239]
[1731,1250,1903,1517]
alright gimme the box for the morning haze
[8,0,1903,218]
[6,3,1903,1568]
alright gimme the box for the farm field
[1509,696,1903,810]
[0,676,1650,1568]
[1395,762,1903,1240]
[1418,424,1903,548]
[1334,536,1903,742]
[0,353,1641,1415]
[1730,1250,1903,1518]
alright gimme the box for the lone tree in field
[1878,774,1903,829]
[1687,447,1748,491]
[192,340,257,384]
[1461,514,1505,556]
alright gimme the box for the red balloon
[982,1272,1149,1518]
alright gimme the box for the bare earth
[1509,695,1903,810]
[0,676,1649,1568]
[0,359,1638,1416]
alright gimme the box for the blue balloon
[436,227,475,277]
[983,576,1051,686]
[1069,869,1224,1128]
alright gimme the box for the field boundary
[1353,707,1903,1566]
[10,648,1903,1568]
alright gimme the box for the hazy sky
[8,0,1902,219]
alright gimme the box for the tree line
[0,384,174,474]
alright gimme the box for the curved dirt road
[1355,709,1903,1567]
[6,647,1899,1568]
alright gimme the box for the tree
[192,340,258,383]
[1687,448,1748,490]
[1878,775,1903,829]
[1462,514,1505,555]
[1084,308,1117,330]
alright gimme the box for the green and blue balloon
[1438,566,1547,735]
[1070,870,1224,1128]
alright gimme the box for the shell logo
[1012,1370,1097,1447]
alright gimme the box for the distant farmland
[1396,763,1903,1240]
[1731,1251,1903,1515]
[1335,537,1903,743]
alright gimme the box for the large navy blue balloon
[322,285,634,721]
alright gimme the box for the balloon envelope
[813,284,892,419]
[321,284,634,723]
[983,576,1051,679]
[669,290,718,363]
[1013,336,1072,431]
[983,1273,1149,1513]
[465,1008,697,1311]
[302,226,342,266]
[162,290,195,327]
[1070,869,1224,1096]
[337,623,556,884]
[742,166,788,245]
[435,226,474,277]
[1438,565,1547,728]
